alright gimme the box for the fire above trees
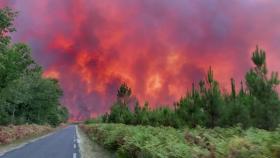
[2,0,280,120]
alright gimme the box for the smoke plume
[1,0,280,120]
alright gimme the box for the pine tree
[203,67,223,128]
[246,46,280,130]
[117,83,132,106]
[231,78,236,99]
[108,83,133,124]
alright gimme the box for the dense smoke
[1,0,280,120]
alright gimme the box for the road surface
[0,125,80,158]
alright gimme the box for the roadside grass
[80,123,280,158]
[77,126,114,158]
[0,124,53,145]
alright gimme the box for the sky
[1,0,280,120]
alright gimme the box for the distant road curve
[0,125,80,158]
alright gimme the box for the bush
[81,123,280,158]
[0,124,53,144]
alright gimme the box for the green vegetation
[0,7,68,126]
[82,7,280,157]
[95,46,280,130]
[84,51,280,156]
[81,124,280,158]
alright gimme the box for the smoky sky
[1,0,280,120]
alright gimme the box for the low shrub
[0,124,53,144]
[81,124,280,158]
[81,124,209,158]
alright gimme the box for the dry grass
[0,124,53,145]
[78,125,114,158]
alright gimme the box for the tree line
[0,8,68,126]
[95,46,280,130]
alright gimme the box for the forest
[2,5,280,158]
[0,8,68,126]
[88,45,280,131]
[83,46,280,157]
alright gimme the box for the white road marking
[73,153,77,158]
[75,125,82,158]
[74,144,76,149]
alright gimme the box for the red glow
[43,69,60,79]
[2,0,280,120]
[51,35,73,51]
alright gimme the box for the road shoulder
[76,126,113,158]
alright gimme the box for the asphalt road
[0,125,80,158]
